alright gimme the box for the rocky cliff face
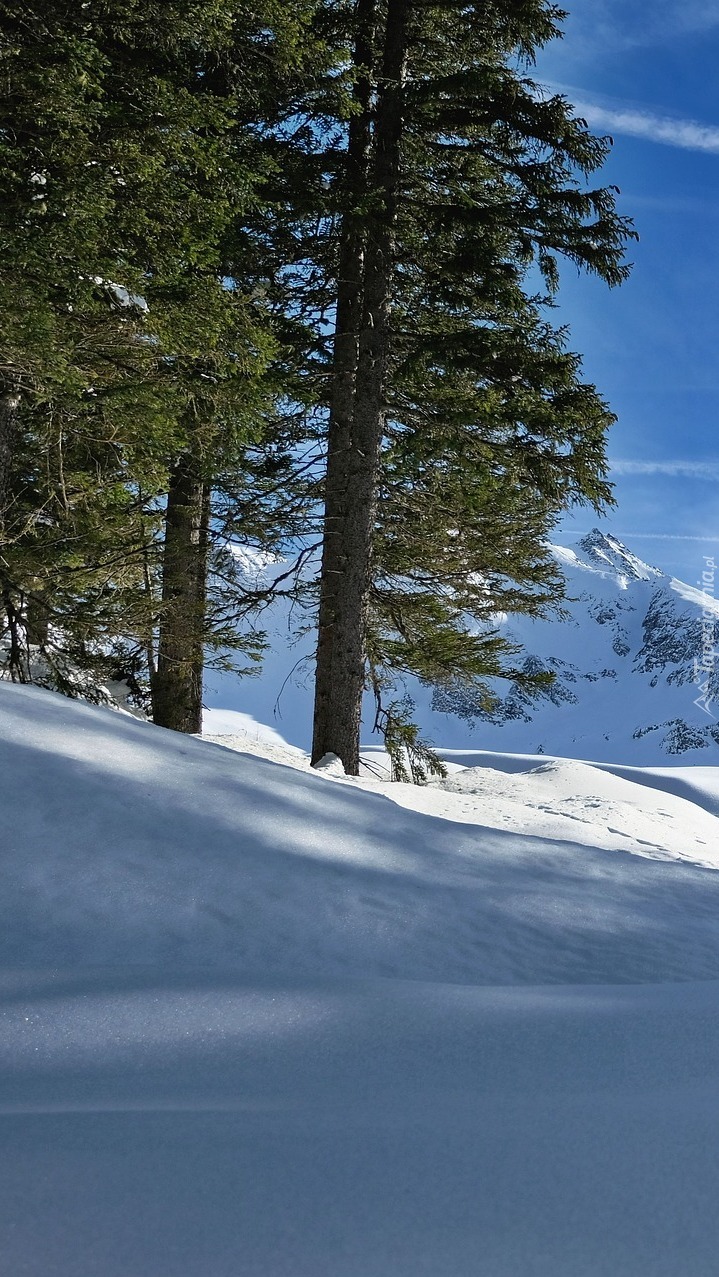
[422,531,719,763]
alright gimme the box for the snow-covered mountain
[207,530,719,765]
[418,529,719,764]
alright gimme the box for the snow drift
[4,679,719,983]
[4,680,719,1275]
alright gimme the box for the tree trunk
[151,448,209,733]
[2,588,27,681]
[312,0,376,769]
[0,379,20,545]
[24,588,50,647]
[0,378,27,680]
[312,0,408,773]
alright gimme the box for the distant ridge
[420,529,719,763]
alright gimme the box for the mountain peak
[575,529,662,582]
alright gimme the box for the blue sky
[533,0,719,582]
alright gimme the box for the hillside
[4,678,719,981]
[4,680,719,1274]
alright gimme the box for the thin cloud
[573,100,719,153]
[610,460,719,479]
[614,533,719,543]
[553,531,719,543]
[546,2,719,60]
[675,1,719,36]
[619,192,713,215]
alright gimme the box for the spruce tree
[309,0,635,773]
[0,0,320,716]
[0,0,176,682]
[149,0,330,732]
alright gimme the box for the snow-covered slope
[4,678,719,983]
[5,682,719,1274]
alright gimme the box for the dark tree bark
[311,0,409,773]
[2,588,27,680]
[0,379,20,544]
[151,448,210,734]
[311,0,376,769]
[0,377,28,680]
[24,588,50,647]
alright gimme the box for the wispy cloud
[610,460,719,479]
[615,532,719,543]
[553,530,719,543]
[573,100,719,153]
[543,1,719,61]
[619,192,714,215]
[538,80,719,154]
[676,1,719,36]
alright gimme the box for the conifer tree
[310,0,636,773]
[0,0,178,682]
[148,0,330,732]
[0,0,322,719]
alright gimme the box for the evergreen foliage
[0,0,319,709]
[308,0,636,773]
[1,0,637,778]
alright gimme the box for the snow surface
[5,679,719,1273]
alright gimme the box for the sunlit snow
[4,679,719,1274]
